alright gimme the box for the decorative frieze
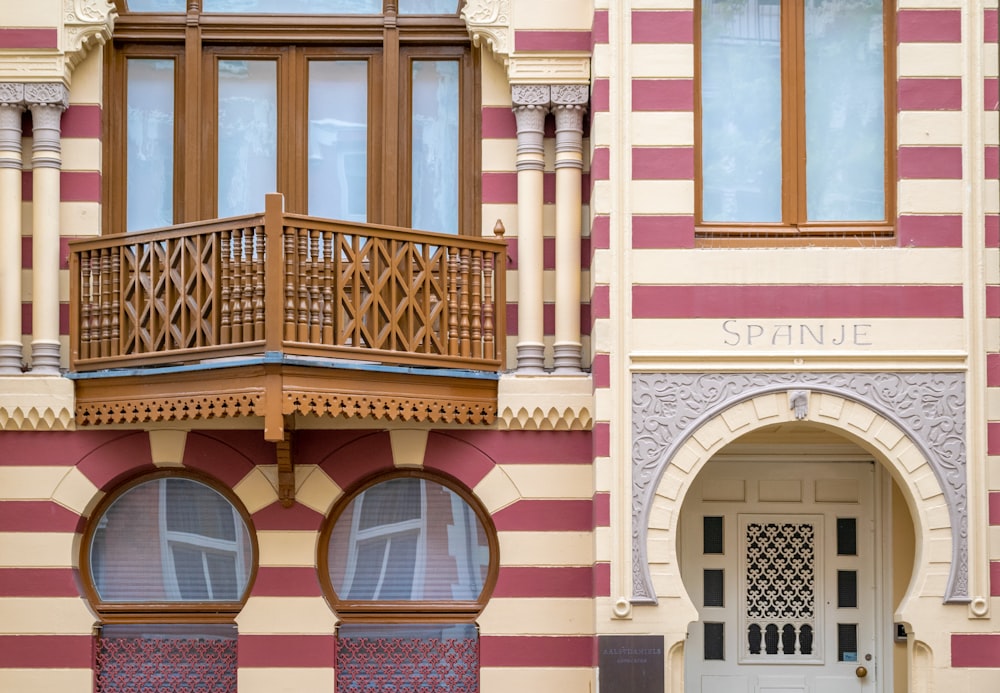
[462,0,510,63]
[631,372,969,604]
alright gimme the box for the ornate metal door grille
[95,624,237,692]
[742,520,819,661]
[336,623,479,692]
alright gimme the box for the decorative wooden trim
[284,390,496,425]
[276,425,295,508]
[76,392,264,426]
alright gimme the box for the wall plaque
[598,635,664,693]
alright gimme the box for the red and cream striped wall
[0,427,600,691]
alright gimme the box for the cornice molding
[0,377,76,431]
[462,0,511,65]
[0,1,116,84]
[497,374,593,430]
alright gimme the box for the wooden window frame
[104,2,480,235]
[318,469,499,623]
[694,0,896,243]
[80,470,258,623]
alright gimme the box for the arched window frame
[318,469,499,622]
[79,469,259,622]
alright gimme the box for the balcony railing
[70,194,506,374]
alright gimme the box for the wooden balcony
[69,194,507,440]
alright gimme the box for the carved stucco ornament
[0,1,116,83]
[63,0,118,71]
[631,372,969,605]
[462,0,510,64]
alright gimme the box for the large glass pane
[309,61,367,221]
[217,60,277,217]
[203,0,380,12]
[89,478,253,603]
[125,0,186,11]
[127,59,174,232]
[701,0,782,223]
[805,0,884,221]
[328,478,490,601]
[411,60,459,234]
[399,0,460,13]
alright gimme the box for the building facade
[0,1,997,692]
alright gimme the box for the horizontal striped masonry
[504,303,592,337]
[632,285,964,319]
[951,634,1000,667]
[514,31,591,52]
[20,171,101,202]
[504,237,593,270]
[0,28,57,49]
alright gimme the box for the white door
[682,461,878,693]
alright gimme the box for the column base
[0,343,24,374]
[552,342,582,374]
[30,341,61,374]
[515,342,546,374]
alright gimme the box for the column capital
[0,83,25,108]
[24,83,70,110]
[550,84,589,107]
[511,84,551,109]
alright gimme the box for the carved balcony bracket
[462,0,510,66]
[276,423,296,508]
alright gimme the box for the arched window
[320,471,498,692]
[81,472,256,692]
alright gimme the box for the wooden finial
[493,219,506,238]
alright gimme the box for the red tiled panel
[986,78,999,111]
[633,79,694,111]
[632,285,964,319]
[595,422,610,458]
[482,171,591,205]
[989,491,1000,524]
[986,146,999,180]
[897,78,962,111]
[987,354,1000,387]
[992,560,1000,597]
[449,430,593,466]
[988,286,1000,318]
[593,492,610,528]
[592,352,610,389]
[0,568,79,597]
[0,29,58,49]
[480,635,594,667]
[75,431,156,490]
[481,106,516,139]
[591,215,610,251]
[19,302,72,335]
[986,8,998,42]
[632,215,696,249]
[632,147,694,180]
[897,9,962,43]
[21,171,101,203]
[988,425,1000,456]
[19,236,73,269]
[250,567,323,597]
[590,146,610,180]
[493,566,594,598]
[897,215,963,248]
[897,146,963,179]
[951,634,1000,667]
[239,635,335,668]
[315,431,394,489]
[631,10,694,44]
[0,431,129,466]
[504,302,593,337]
[61,105,102,139]
[422,433,496,489]
[591,284,610,320]
[514,31,591,52]
[492,499,593,531]
[592,79,609,112]
[592,9,609,45]
[0,635,92,668]
[0,500,80,532]
[987,215,1000,248]
[594,561,611,597]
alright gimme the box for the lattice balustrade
[70,196,506,373]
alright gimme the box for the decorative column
[551,85,588,374]
[0,85,25,374]
[26,84,69,374]
[511,84,549,373]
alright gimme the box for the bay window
[107,0,476,235]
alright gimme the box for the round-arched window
[83,473,255,614]
[321,471,497,616]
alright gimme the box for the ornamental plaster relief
[631,372,969,604]
[0,0,115,84]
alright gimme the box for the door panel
[682,461,876,693]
